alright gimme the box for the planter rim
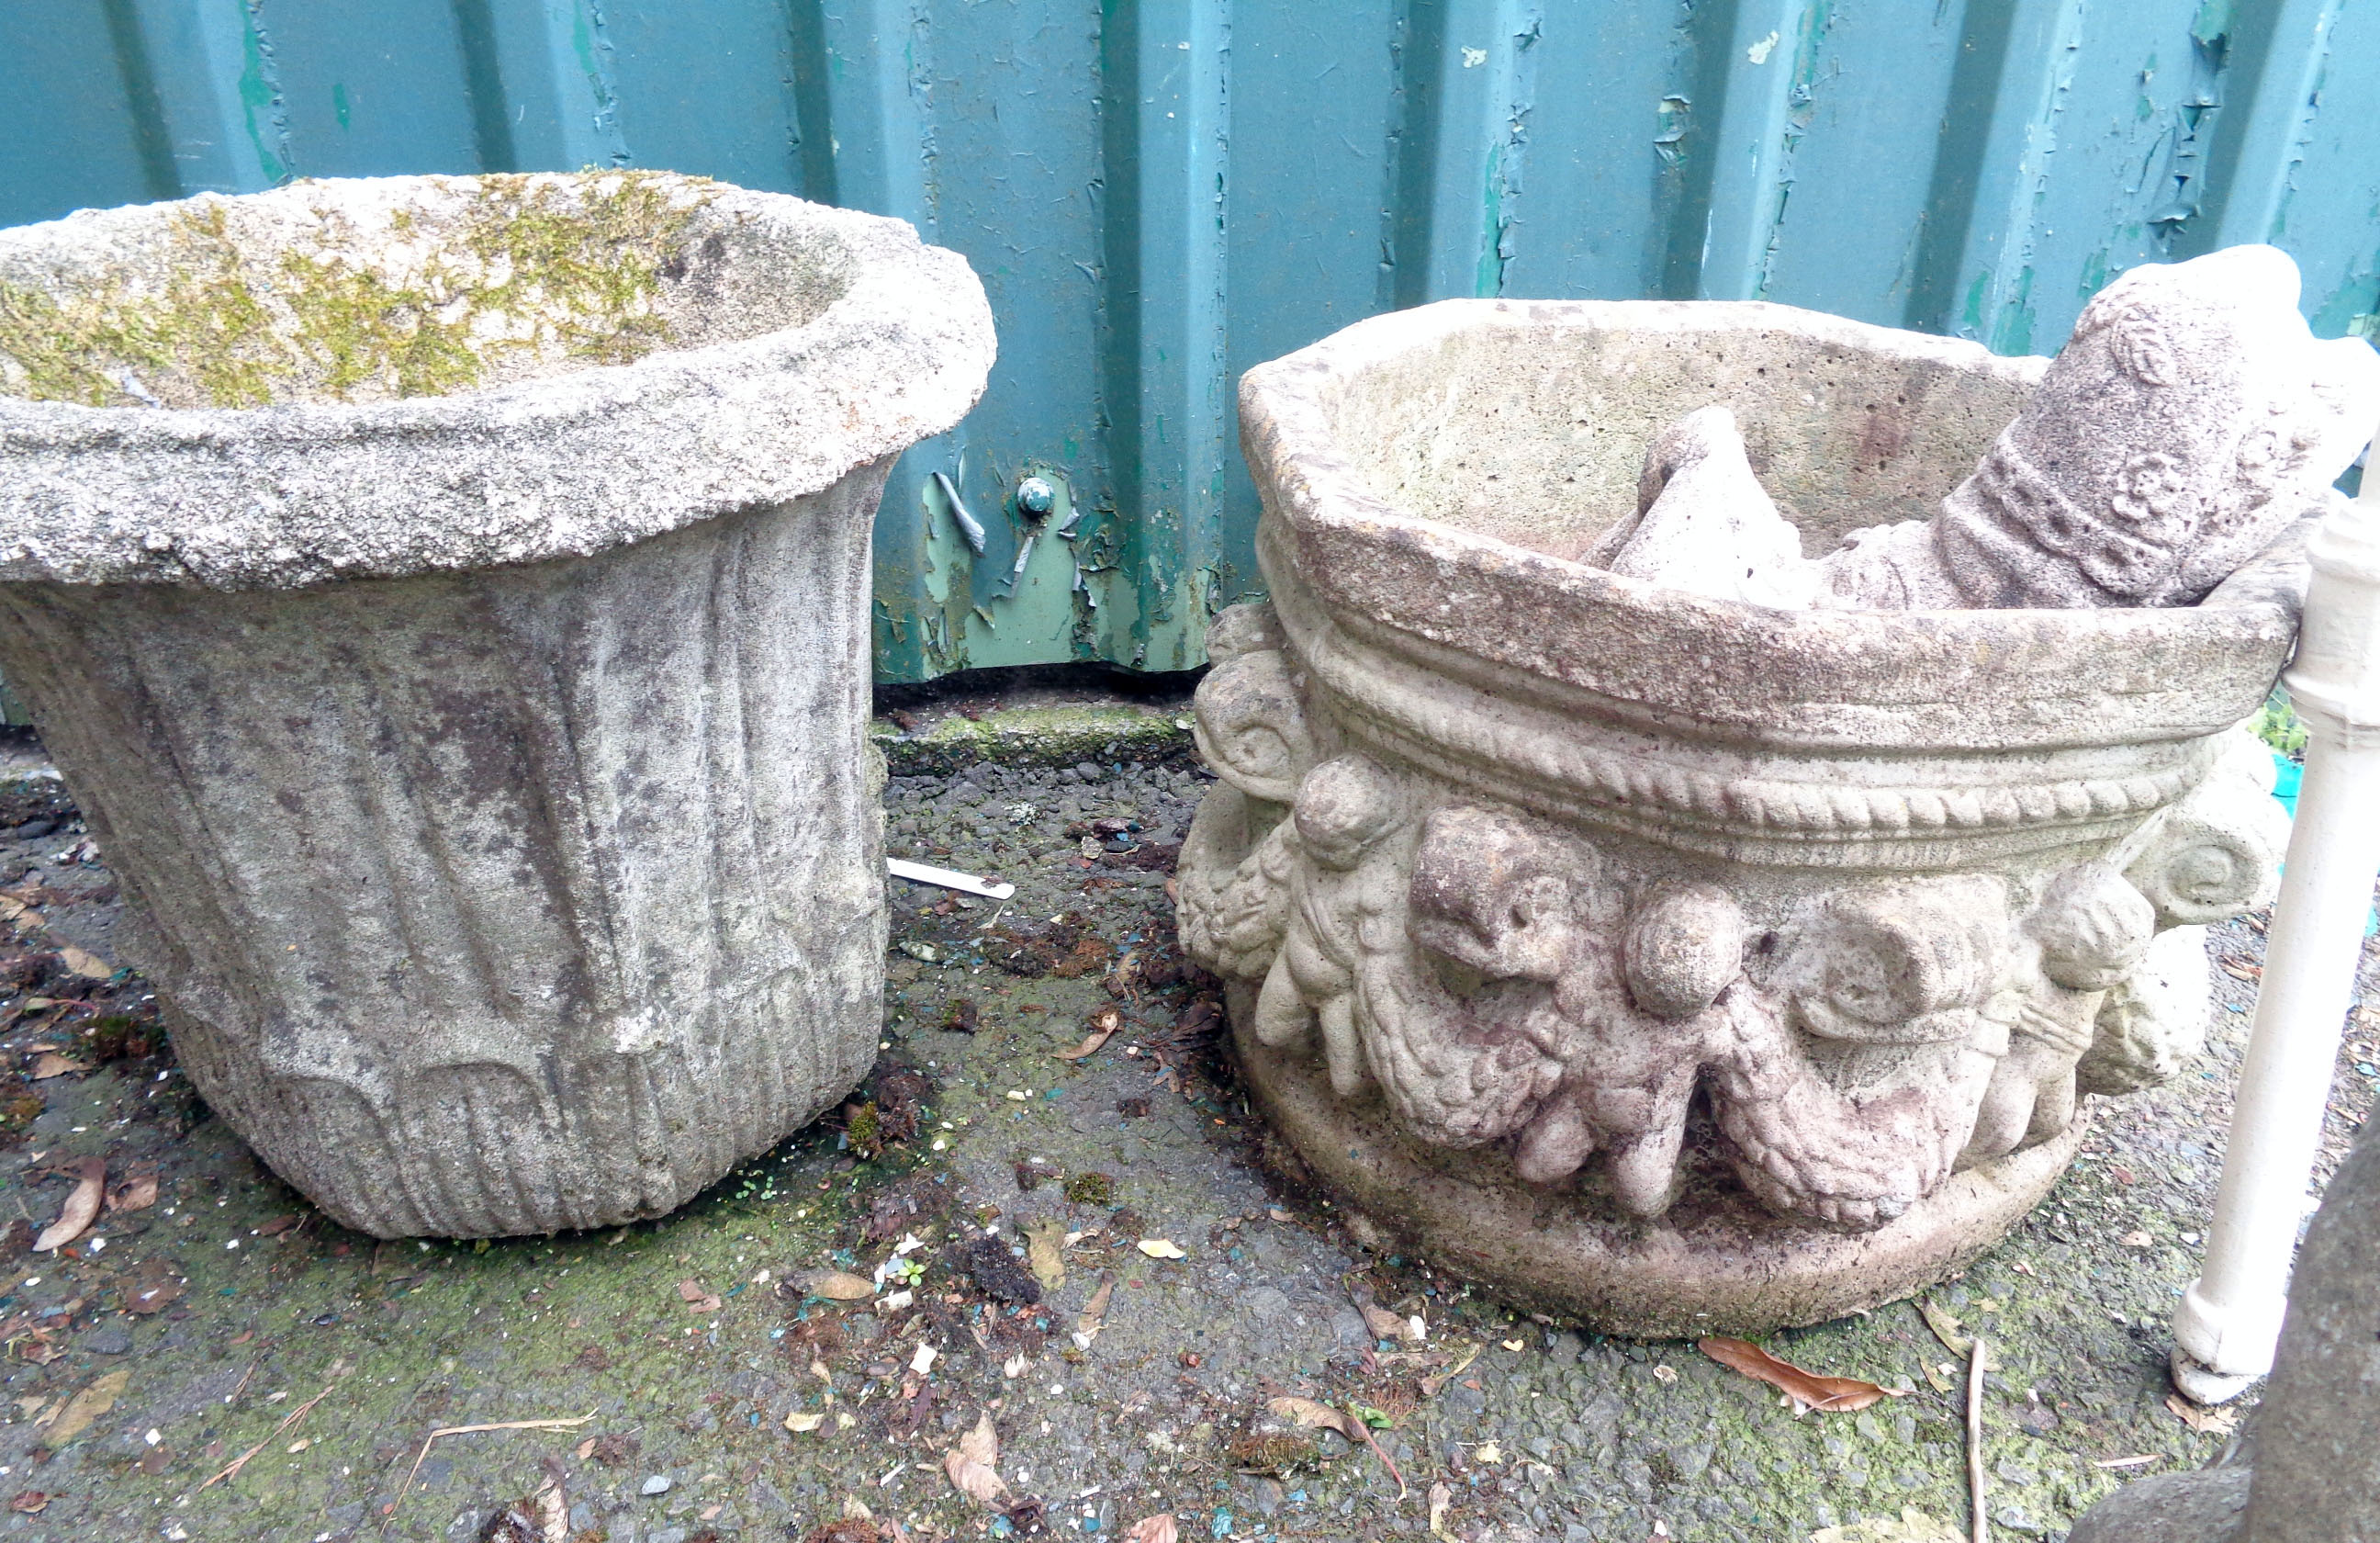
[1239,298,2307,727]
[0,175,994,591]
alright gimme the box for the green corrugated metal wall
[5,0,2377,681]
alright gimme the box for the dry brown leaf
[676,1278,723,1313]
[55,945,113,981]
[943,1411,1008,1507]
[806,1269,875,1301]
[2120,1231,2155,1247]
[1359,1302,1405,1342]
[1427,1481,1454,1537]
[785,1410,825,1433]
[1265,1395,1358,1440]
[124,1259,183,1315]
[27,1052,86,1080]
[1023,1217,1066,1290]
[1916,1298,1970,1356]
[35,1156,105,1252]
[1697,1336,1897,1413]
[1418,1342,1482,1398]
[41,1369,128,1447]
[2217,956,2262,982]
[1122,1515,1178,1543]
[1136,1238,1186,1260]
[108,1171,159,1213]
[2164,1392,2239,1435]
[7,1493,45,1515]
[1073,1273,1116,1349]
[1055,1008,1122,1062]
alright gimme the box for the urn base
[1235,997,2085,1339]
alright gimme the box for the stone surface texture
[1185,293,2316,1333]
[0,175,994,1237]
[1601,247,2380,613]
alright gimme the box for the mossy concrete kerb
[873,702,1199,776]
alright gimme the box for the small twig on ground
[385,1412,597,1517]
[1967,1335,1989,1543]
[198,1383,331,1491]
[1346,1402,1408,1501]
[225,1361,257,1405]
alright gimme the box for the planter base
[1235,986,2084,1338]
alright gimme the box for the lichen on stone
[0,171,715,411]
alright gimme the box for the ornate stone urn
[1184,295,2321,1335]
[0,174,993,1237]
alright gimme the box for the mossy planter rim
[0,174,994,591]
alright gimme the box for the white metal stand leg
[2172,447,2380,1404]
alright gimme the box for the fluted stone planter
[1183,298,2307,1335]
[0,174,992,1237]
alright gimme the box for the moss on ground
[0,172,710,410]
[872,701,1196,776]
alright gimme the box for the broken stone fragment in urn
[1596,244,2380,612]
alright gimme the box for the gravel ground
[0,702,2373,1543]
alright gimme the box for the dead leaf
[7,1492,45,1515]
[1122,1515,1178,1543]
[1650,1364,1678,1384]
[1418,1342,1482,1398]
[1697,1337,1897,1413]
[2165,1392,2239,1435]
[2217,956,2262,982]
[1073,1273,1115,1349]
[2120,1231,2154,1248]
[124,1259,184,1315]
[43,1368,129,1446]
[255,1214,301,1237]
[1359,1302,1405,1343]
[1055,1008,1122,1062]
[55,945,113,981]
[1023,1217,1066,1290]
[786,1410,825,1434]
[1265,1396,1358,1441]
[1807,1507,1962,1542]
[806,1270,875,1301]
[1917,1298,1970,1356]
[107,1171,159,1214]
[35,1156,104,1252]
[943,1411,1008,1507]
[1428,1481,1454,1537]
[676,1278,723,1313]
[1137,1238,1186,1260]
[27,1053,86,1080]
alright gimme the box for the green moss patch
[0,172,713,410]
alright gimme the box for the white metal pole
[2172,429,2380,1404]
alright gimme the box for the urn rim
[0,173,994,591]
[1239,298,2307,749]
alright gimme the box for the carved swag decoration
[1179,607,2283,1231]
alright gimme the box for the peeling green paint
[235,3,286,186]
[2077,247,2108,299]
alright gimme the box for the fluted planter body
[1186,299,2305,1334]
[0,174,993,1237]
